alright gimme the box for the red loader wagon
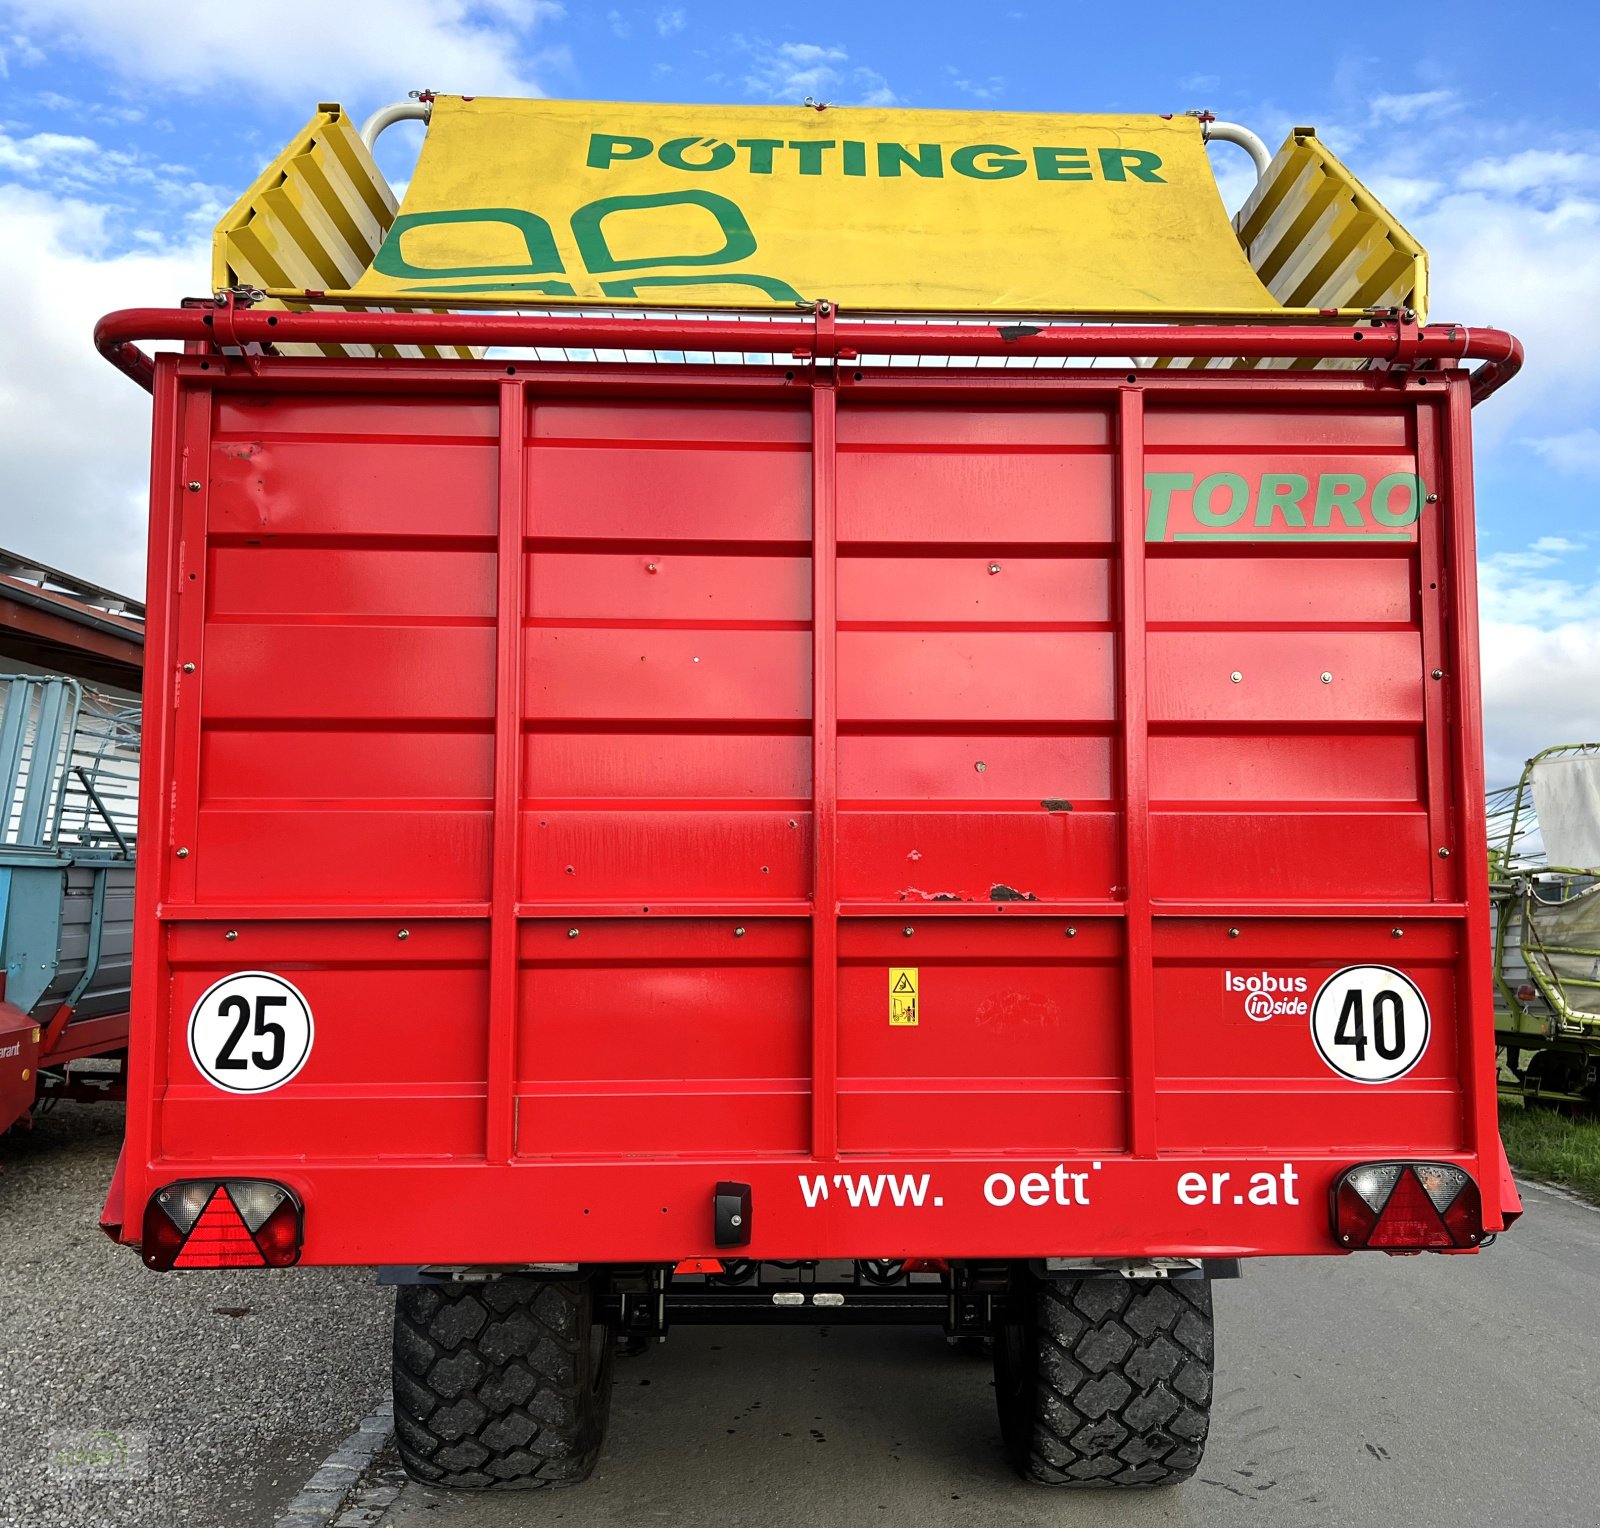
[99,97,1523,1490]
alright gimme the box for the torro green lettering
[1312,473,1368,527]
[1194,472,1248,528]
[1255,474,1309,528]
[1144,472,1195,540]
[1371,472,1423,527]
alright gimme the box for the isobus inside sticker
[188,971,315,1094]
[1309,964,1430,1084]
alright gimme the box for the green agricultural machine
[1489,743,1600,1109]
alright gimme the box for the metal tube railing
[94,305,1523,404]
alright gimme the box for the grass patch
[1499,1101,1600,1203]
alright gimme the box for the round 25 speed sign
[188,971,315,1094]
[1310,964,1430,1084]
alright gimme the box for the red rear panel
[121,358,1503,1264]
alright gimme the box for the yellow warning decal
[890,968,919,1027]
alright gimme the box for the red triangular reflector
[1368,1168,1452,1249]
[173,1186,266,1268]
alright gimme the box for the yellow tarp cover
[350,97,1287,315]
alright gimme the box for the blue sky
[0,0,1596,778]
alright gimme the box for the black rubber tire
[994,1273,1213,1488]
[392,1276,613,1490]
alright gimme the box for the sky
[0,0,1596,782]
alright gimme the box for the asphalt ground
[3,1102,1596,1528]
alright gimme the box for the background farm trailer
[1488,743,1600,1110]
[96,97,1522,1491]
[1,548,142,1138]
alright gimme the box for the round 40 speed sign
[188,971,315,1094]
[1310,964,1430,1084]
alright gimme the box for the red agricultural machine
[98,97,1519,1489]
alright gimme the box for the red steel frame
[100,307,1520,1266]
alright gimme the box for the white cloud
[1369,88,1456,123]
[1413,191,1600,461]
[1477,549,1600,779]
[1460,149,1600,196]
[0,129,97,173]
[738,39,848,102]
[0,0,563,105]
[607,8,629,37]
[1527,427,1600,474]
[1480,620,1600,784]
[1480,547,1600,625]
[0,29,43,73]
[854,68,899,108]
[735,38,899,106]
[0,186,206,595]
[948,71,1005,103]
[741,39,846,99]
[1361,173,1444,219]
[1485,550,1557,574]
[0,123,227,240]
[656,6,686,37]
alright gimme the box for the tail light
[1332,1162,1483,1251]
[1515,983,1537,1003]
[141,1180,303,1271]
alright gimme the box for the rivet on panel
[186,481,201,492]
[175,847,189,858]
[974,761,986,773]
[646,562,658,572]
[1320,672,1333,684]
[182,662,196,674]
[903,926,915,937]
[397,928,410,941]
[734,926,747,938]
[988,563,1001,575]
[224,929,238,941]
[568,928,580,938]
[1437,847,1451,858]
[1230,671,1243,684]
[1426,493,1439,503]
[1392,927,1405,938]
[1431,669,1444,680]
[1066,926,1077,938]
[1227,927,1240,938]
